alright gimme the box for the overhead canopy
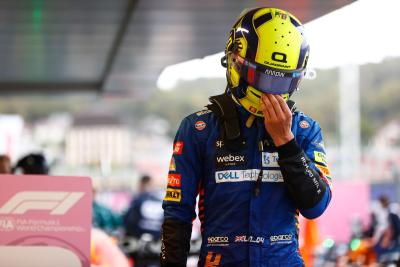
[306,0,400,68]
[0,0,355,95]
[158,0,400,89]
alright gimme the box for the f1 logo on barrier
[0,191,84,215]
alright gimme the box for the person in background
[13,153,49,174]
[374,195,400,260]
[92,187,123,234]
[160,7,332,267]
[0,154,12,174]
[124,174,164,240]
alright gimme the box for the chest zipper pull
[253,140,264,197]
[253,170,263,197]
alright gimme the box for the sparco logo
[264,69,285,77]
[208,236,229,243]
[0,191,84,215]
[270,234,293,242]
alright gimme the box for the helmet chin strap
[226,81,259,128]
[226,79,297,128]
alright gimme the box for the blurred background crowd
[1,0,400,266]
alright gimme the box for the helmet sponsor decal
[271,52,287,64]
[195,121,206,131]
[173,141,184,155]
[314,151,327,165]
[274,10,288,20]
[299,120,310,129]
[164,188,181,202]
[249,106,257,113]
[215,169,283,183]
[167,174,181,187]
[169,157,176,171]
[264,68,285,77]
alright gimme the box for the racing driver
[160,7,332,267]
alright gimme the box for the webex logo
[0,191,84,215]
[215,153,246,168]
[216,154,245,163]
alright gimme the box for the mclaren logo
[264,69,285,77]
[0,191,84,215]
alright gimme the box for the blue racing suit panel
[281,115,333,217]
[295,117,332,219]
[162,115,207,224]
[300,189,331,219]
[161,106,332,267]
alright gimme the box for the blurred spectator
[0,154,12,174]
[123,175,163,239]
[374,195,400,258]
[13,153,49,174]
[92,188,123,234]
[363,212,378,239]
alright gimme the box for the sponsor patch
[169,157,176,171]
[299,120,310,129]
[314,151,327,165]
[215,140,224,149]
[195,120,206,131]
[215,169,283,183]
[196,110,212,116]
[235,235,265,244]
[315,163,331,178]
[262,152,279,167]
[167,174,181,187]
[270,234,293,245]
[207,236,229,246]
[215,153,247,168]
[164,188,181,202]
[173,141,184,155]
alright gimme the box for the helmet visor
[231,53,305,94]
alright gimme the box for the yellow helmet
[223,7,310,117]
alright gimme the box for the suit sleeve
[160,116,203,267]
[277,121,332,219]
